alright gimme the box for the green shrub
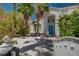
[59,9,79,37]
[15,18,30,36]
[0,13,30,39]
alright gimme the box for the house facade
[29,5,79,36]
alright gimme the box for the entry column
[55,15,60,37]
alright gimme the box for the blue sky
[1,3,78,21]
[1,3,77,11]
[2,3,13,11]
[2,3,18,12]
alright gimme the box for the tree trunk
[13,3,16,28]
[34,24,37,35]
[36,17,40,35]
[12,3,17,36]
[36,3,41,35]
[23,14,29,34]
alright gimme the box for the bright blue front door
[48,24,55,35]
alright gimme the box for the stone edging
[54,37,79,44]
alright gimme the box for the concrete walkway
[13,36,54,56]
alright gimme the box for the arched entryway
[48,14,55,36]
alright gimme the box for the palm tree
[11,3,17,36]
[18,3,34,34]
[36,3,49,35]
